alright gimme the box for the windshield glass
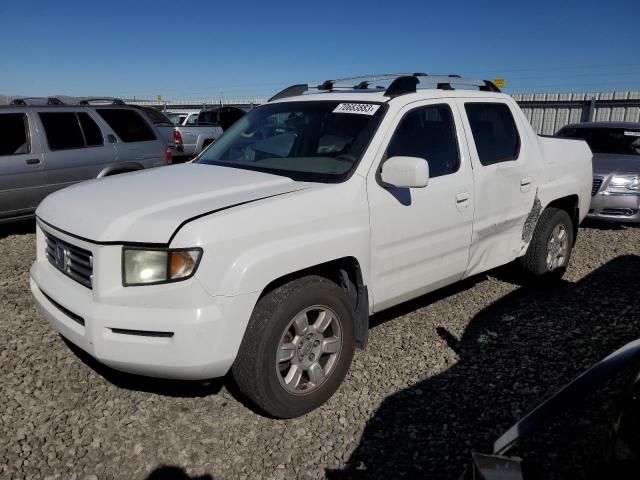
[558,127,640,156]
[142,107,174,126]
[197,101,385,182]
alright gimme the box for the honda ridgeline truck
[30,74,592,418]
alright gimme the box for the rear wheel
[232,275,355,418]
[519,207,574,279]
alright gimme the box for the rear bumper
[588,191,640,223]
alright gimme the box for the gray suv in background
[557,122,640,223]
[0,98,170,223]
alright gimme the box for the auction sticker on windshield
[624,131,640,137]
[333,103,381,115]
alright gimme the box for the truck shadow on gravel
[145,465,213,480]
[580,219,640,231]
[330,255,640,480]
[0,218,35,239]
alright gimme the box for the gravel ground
[1,220,639,479]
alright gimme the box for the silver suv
[0,97,171,223]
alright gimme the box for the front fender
[171,178,372,298]
[216,225,371,296]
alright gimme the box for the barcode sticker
[333,103,380,115]
[624,131,640,137]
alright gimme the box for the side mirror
[380,156,429,188]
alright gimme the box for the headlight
[609,174,640,191]
[122,247,202,286]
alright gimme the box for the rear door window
[197,110,220,126]
[39,112,85,150]
[0,113,30,155]
[465,103,520,165]
[78,113,103,146]
[96,108,156,143]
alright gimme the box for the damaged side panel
[521,190,542,249]
[464,192,541,279]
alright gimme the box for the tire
[519,207,574,279]
[232,275,355,418]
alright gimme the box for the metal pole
[587,97,596,122]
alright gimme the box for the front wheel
[519,207,574,279]
[232,276,355,418]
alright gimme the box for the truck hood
[593,153,640,176]
[37,164,309,244]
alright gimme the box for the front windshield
[558,127,640,156]
[197,101,385,182]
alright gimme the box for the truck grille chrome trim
[44,233,93,289]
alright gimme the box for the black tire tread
[519,207,573,278]
[232,275,354,418]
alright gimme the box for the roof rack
[10,97,65,106]
[268,73,403,102]
[385,74,501,97]
[77,98,126,105]
[269,72,501,102]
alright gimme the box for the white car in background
[172,106,246,160]
[166,111,200,126]
[30,73,592,418]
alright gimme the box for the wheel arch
[545,194,579,245]
[259,256,370,348]
[196,134,217,154]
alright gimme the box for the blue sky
[1,0,638,100]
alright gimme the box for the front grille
[44,233,93,288]
[592,177,604,196]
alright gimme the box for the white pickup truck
[30,74,592,418]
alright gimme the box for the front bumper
[587,191,640,223]
[30,223,260,380]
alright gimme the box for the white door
[368,100,475,312]
[455,99,537,277]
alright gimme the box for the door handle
[25,158,40,165]
[456,192,470,203]
[520,177,532,186]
